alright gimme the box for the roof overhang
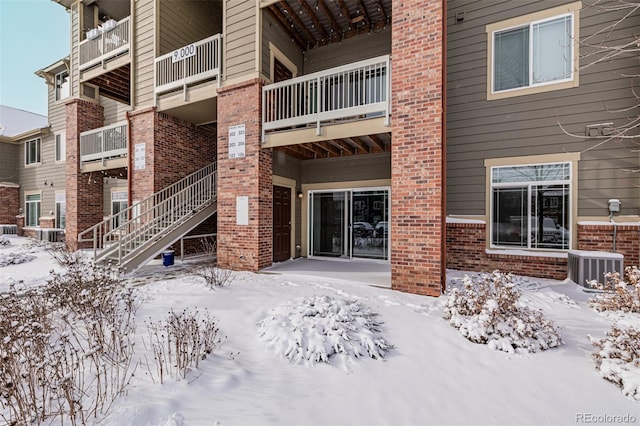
[51,0,74,10]
[35,57,70,85]
[0,127,51,144]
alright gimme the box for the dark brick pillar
[391,0,445,296]
[0,184,19,224]
[216,79,273,271]
[65,99,104,251]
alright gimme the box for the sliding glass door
[309,188,389,261]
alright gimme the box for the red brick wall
[216,79,273,271]
[16,215,24,236]
[129,108,216,204]
[65,99,104,251]
[446,222,568,280]
[390,0,444,296]
[39,217,55,229]
[0,185,19,224]
[578,223,640,267]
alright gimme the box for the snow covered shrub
[589,270,640,313]
[1,250,136,426]
[590,324,640,401]
[443,271,562,353]
[258,295,392,370]
[0,236,9,246]
[193,237,234,288]
[625,266,640,285]
[144,307,222,383]
[0,251,35,267]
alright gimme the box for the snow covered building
[29,0,638,295]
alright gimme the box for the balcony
[80,122,128,171]
[262,55,391,146]
[79,17,130,72]
[154,34,222,125]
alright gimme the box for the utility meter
[608,199,621,213]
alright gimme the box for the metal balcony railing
[262,55,391,141]
[155,34,222,95]
[79,17,130,71]
[80,121,128,164]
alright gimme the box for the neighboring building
[0,104,60,236]
[40,0,638,295]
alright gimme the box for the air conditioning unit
[86,28,100,40]
[36,229,64,243]
[0,225,17,235]
[568,250,624,288]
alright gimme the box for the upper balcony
[80,121,128,172]
[154,34,223,124]
[79,16,131,104]
[262,55,390,148]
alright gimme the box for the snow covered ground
[1,234,638,425]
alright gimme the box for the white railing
[80,121,128,164]
[78,163,217,265]
[155,34,222,95]
[262,55,391,141]
[79,17,131,71]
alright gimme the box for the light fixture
[297,191,304,199]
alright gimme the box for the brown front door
[273,185,291,262]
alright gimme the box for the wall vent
[567,250,624,287]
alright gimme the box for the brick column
[390,0,445,296]
[128,108,156,204]
[65,99,104,251]
[0,184,19,224]
[216,79,273,271]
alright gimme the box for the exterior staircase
[78,162,217,272]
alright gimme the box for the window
[111,191,128,229]
[490,162,571,250]
[25,138,41,165]
[486,2,581,99]
[55,132,66,162]
[55,70,70,101]
[25,193,41,227]
[55,193,66,229]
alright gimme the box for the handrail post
[316,76,322,136]
[385,56,391,126]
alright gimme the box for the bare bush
[144,308,222,384]
[193,237,233,289]
[0,237,10,247]
[0,248,137,425]
[590,324,640,401]
[588,268,640,313]
[443,271,562,353]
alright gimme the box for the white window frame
[25,138,41,165]
[486,1,581,100]
[55,70,70,101]
[489,162,572,251]
[55,131,66,162]
[111,190,128,229]
[55,192,66,229]
[25,192,42,227]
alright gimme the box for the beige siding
[301,153,391,184]
[304,28,391,74]
[261,11,303,80]
[48,83,67,133]
[70,4,80,98]
[446,0,640,217]
[18,135,65,223]
[134,0,156,107]
[158,0,222,56]
[101,97,131,126]
[224,1,256,82]
[0,143,19,183]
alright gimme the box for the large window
[25,138,41,165]
[25,193,41,227]
[491,163,571,250]
[486,2,580,99]
[55,193,66,229]
[111,191,128,229]
[55,70,70,101]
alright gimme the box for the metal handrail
[78,162,217,262]
[80,121,128,164]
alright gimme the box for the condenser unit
[36,229,64,243]
[568,250,624,288]
[0,225,17,235]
